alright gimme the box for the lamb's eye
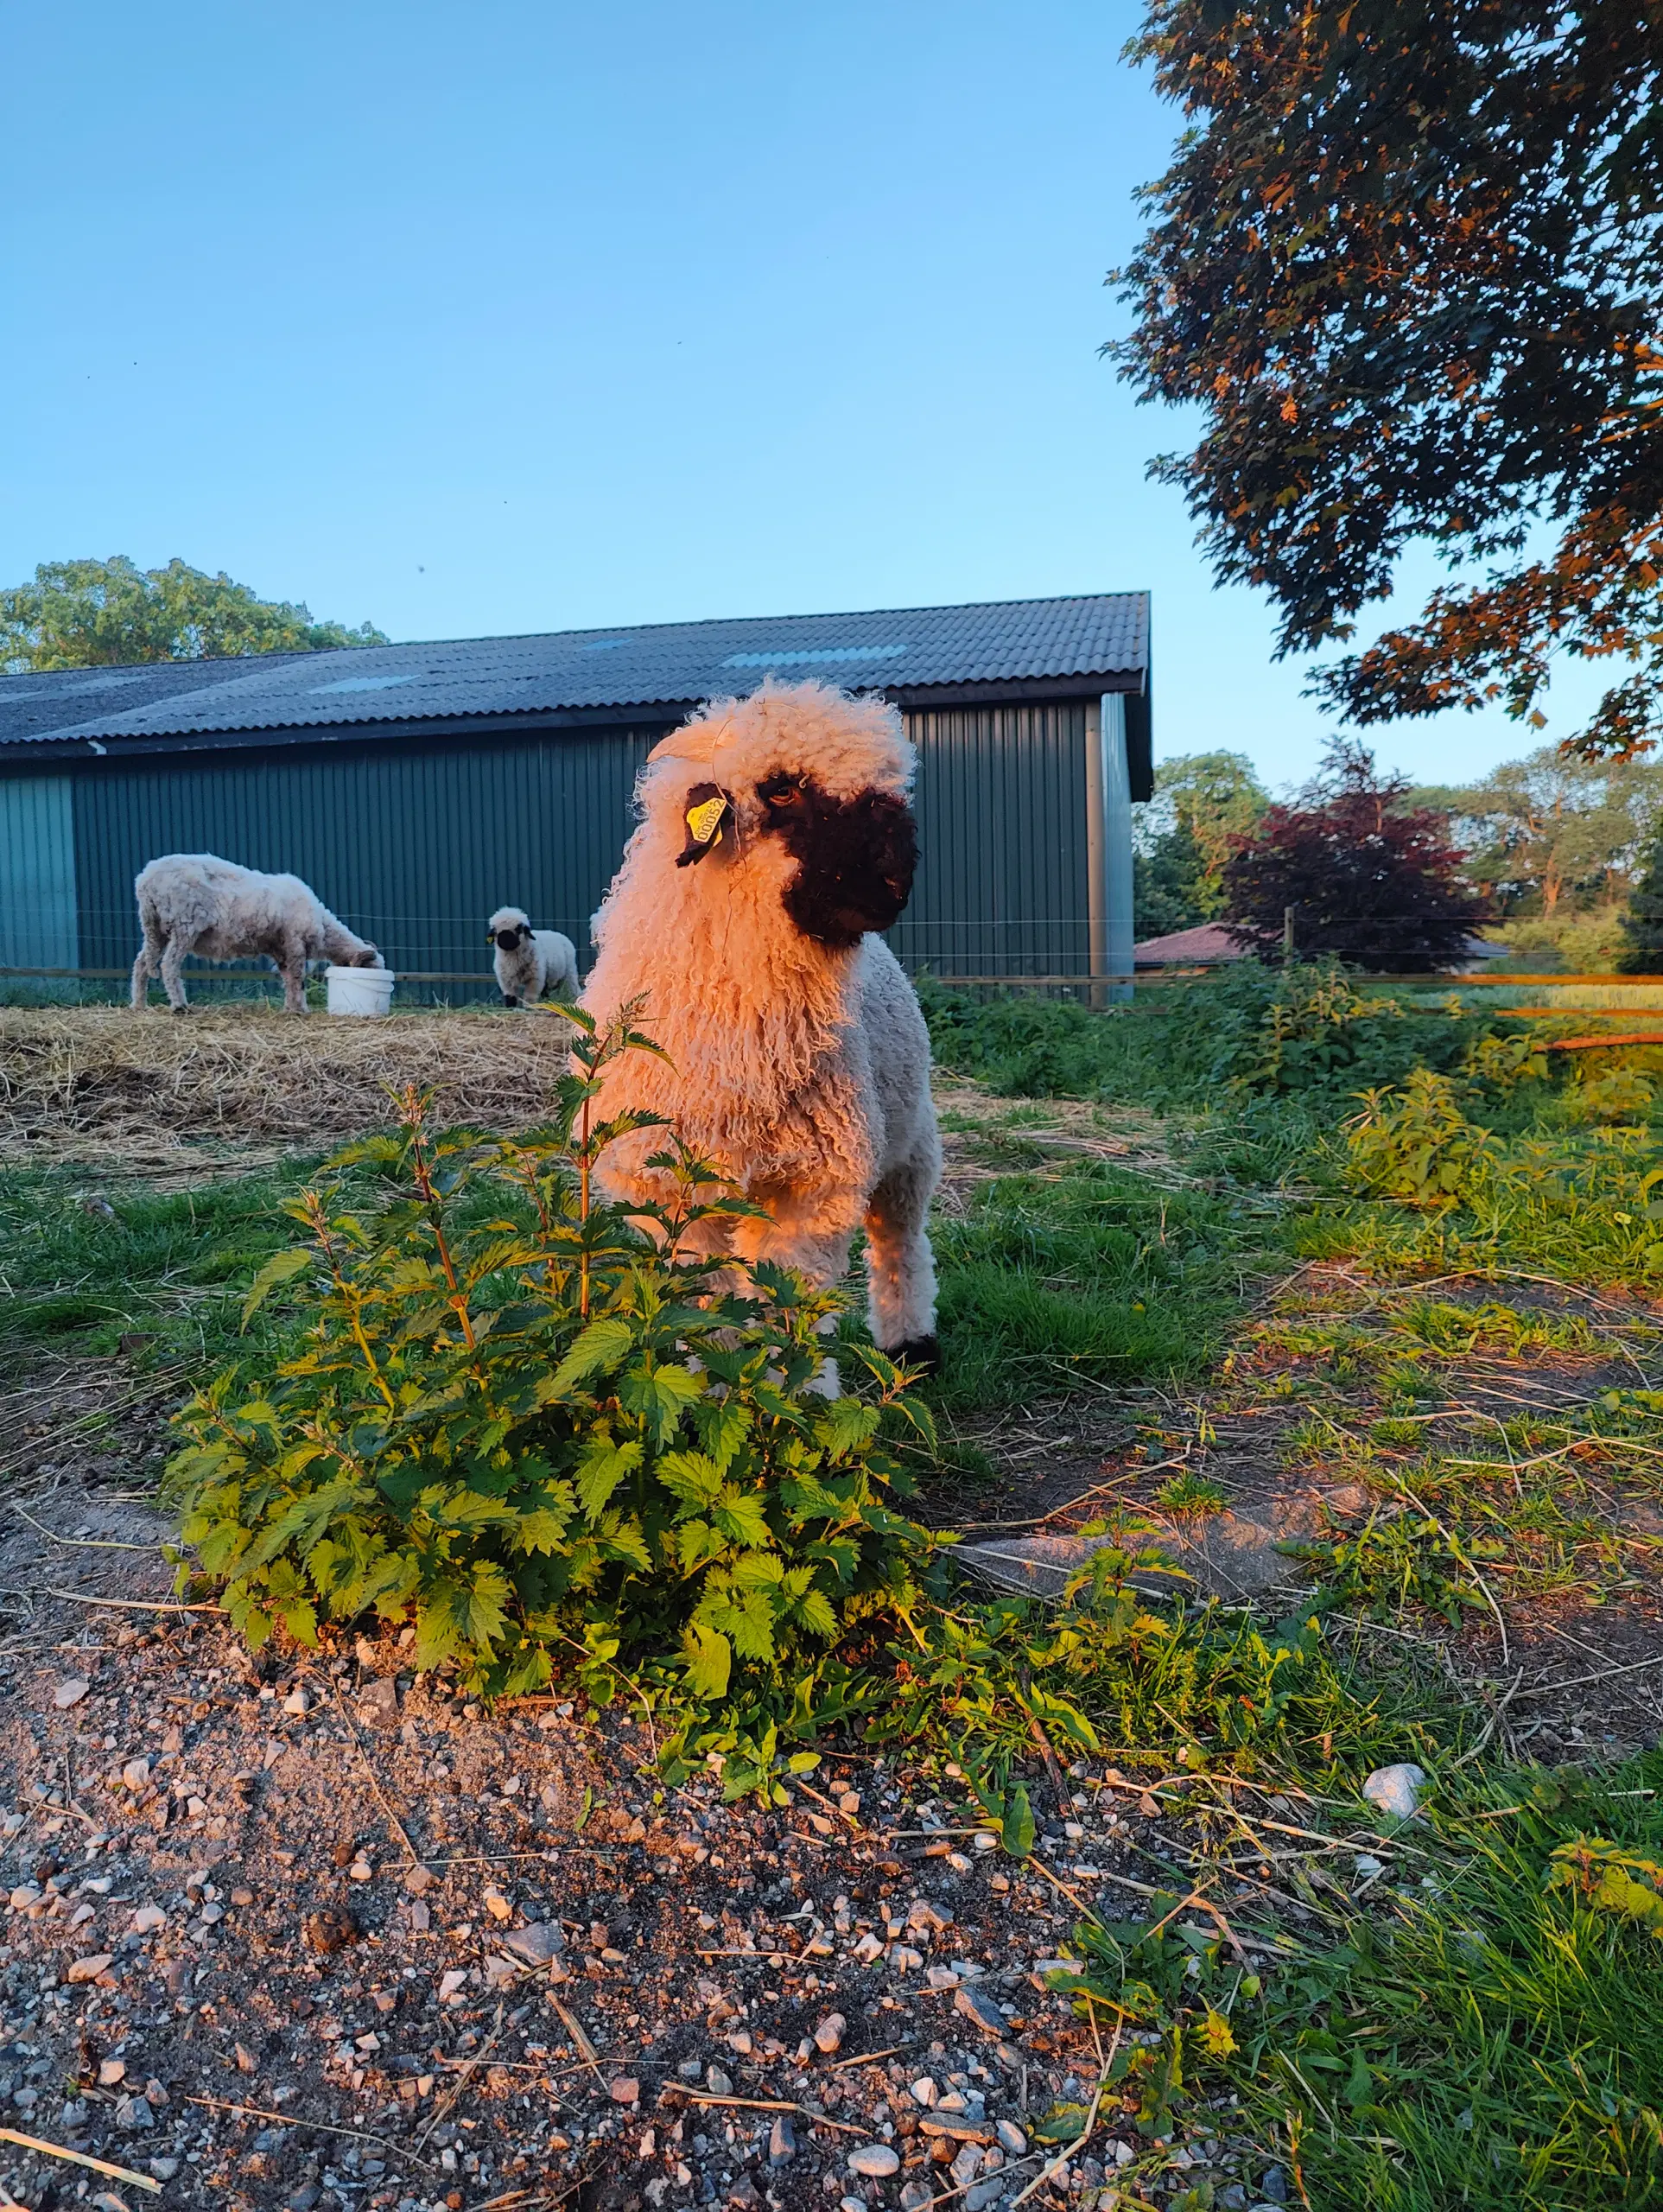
[758,776,801,810]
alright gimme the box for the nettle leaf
[431,1489,524,1532]
[576,1437,644,1520]
[656,1451,725,1512]
[682,1624,733,1699]
[676,1520,728,1573]
[240,1247,313,1328]
[710,1487,772,1548]
[815,1399,881,1460]
[619,1360,703,1446]
[549,1317,638,1395]
[690,1396,752,1474]
[514,1494,577,1554]
[794,1586,839,1639]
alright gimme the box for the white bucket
[325,964,395,1017]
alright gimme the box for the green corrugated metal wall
[11,698,1091,987]
[895,700,1089,977]
[0,776,79,968]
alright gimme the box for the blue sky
[3,0,1589,791]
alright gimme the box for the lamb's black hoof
[889,1334,941,1377]
[171,1005,189,1017]
[503,995,519,1008]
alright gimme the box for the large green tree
[1420,746,1663,917]
[1116,3,1663,760]
[1134,749,1268,936]
[0,556,387,672]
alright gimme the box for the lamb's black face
[494,926,524,953]
[755,772,918,947]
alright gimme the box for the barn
[0,594,1151,999]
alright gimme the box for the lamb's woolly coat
[581,680,941,1357]
[130,854,381,1014]
[488,907,581,1007]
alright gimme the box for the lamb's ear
[676,782,732,867]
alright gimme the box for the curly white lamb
[487,906,581,1007]
[581,677,941,1369]
[130,854,382,1015]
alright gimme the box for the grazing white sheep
[130,854,382,1015]
[487,906,581,1007]
[582,678,941,1370]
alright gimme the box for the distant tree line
[0,556,386,672]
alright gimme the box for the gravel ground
[0,1616,1293,2212]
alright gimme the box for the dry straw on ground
[0,1007,571,1173]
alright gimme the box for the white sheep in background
[130,854,382,1015]
[488,906,581,1007]
[582,678,942,1372]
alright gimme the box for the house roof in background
[0,594,1149,752]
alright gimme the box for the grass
[929,1157,1272,1411]
[0,1161,324,1369]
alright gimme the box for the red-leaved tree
[1222,742,1488,973]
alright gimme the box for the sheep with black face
[581,678,941,1369]
[488,906,581,1007]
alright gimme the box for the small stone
[282,1688,308,1718]
[706,2063,734,2094]
[838,1792,860,1815]
[354,1635,378,1667]
[121,1757,151,1792]
[949,2145,983,2188]
[54,1679,91,1709]
[348,1859,373,1883]
[1362,1764,1427,1821]
[996,2119,1027,2154]
[483,1888,513,1923]
[99,2059,128,2087]
[676,2057,703,2082]
[901,2186,934,2212]
[955,1984,1009,2037]
[610,2075,640,2104]
[504,1922,564,1965]
[148,2159,181,2181]
[359,1677,399,1726]
[847,2144,901,2178]
[965,2180,1006,2210]
[405,1864,434,1894]
[813,2012,846,2054]
[1259,2167,1290,2205]
[302,1907,359,1955]
[230,1887,254,1907]
[768,2113,797,2166]
[114,2094,155,2131]
[911,2075,938,2107]
[926,1964,961,1989]
[973,1830,999,1853]
[410,1901,431,1932]
[947,1851,974,1874]
[67,1953,114,1984]
[483,1955,518,1989]
[234,2042,257,2073]
[890,1944,924,1973]
[9,1885,41,1911]
[853,1930,885,1962]
[438,1968,469,2000]
[908,1899,952,1933]
[1354,1853,1384,1880]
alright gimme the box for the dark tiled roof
[0,594,1148,750]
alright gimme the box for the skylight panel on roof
[720,645,909,668]
[310,675,416,694]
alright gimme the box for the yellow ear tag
[686,793,728,847]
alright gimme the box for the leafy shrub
[919,961,1488,1110]
[166,1008,940,1738]
[1345,1070,1500,1205]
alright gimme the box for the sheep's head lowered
[643,679,918,950]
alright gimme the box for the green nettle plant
[164,1005,941,1772]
